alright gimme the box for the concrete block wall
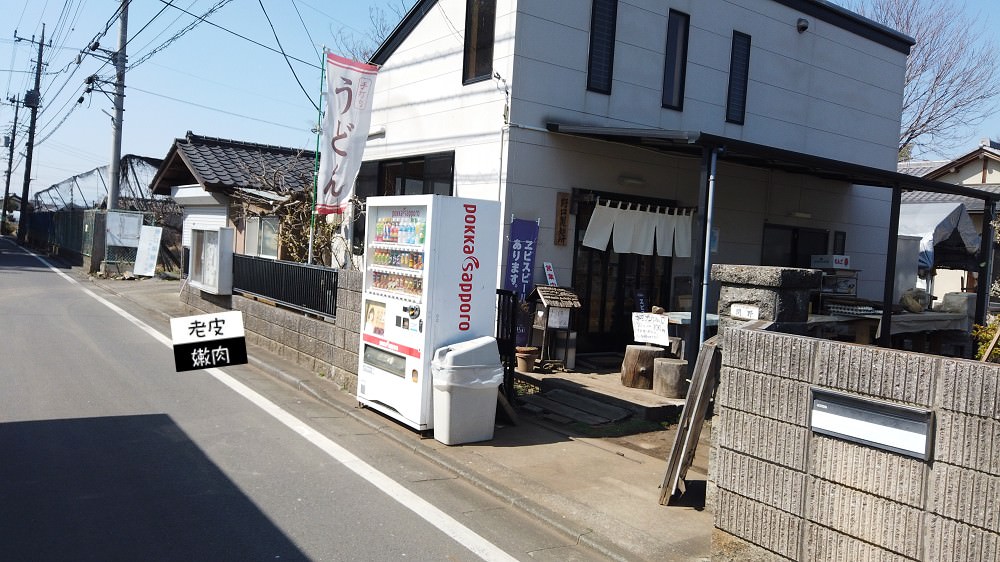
[180,269,364,393]
[711,325,1000,561]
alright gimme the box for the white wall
[365,0,903,296]
[504,127,894,301]
[510,0,906,170]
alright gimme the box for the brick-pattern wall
[179,269,364,393]
[711,326,1000,561]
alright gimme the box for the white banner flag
[316,53,378,215]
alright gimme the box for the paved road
[0,239,607,562]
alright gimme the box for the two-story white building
[356,0,997,358]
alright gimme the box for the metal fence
[26,209,86,253]
[233,254,339,318]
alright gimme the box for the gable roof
[150,132,317,196]
[369,0,914,65]
[921,145,1000,180]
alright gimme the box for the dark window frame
[353,152,456,252]
[462,0,496,85]
[661,9,690,110]
[587,0,618,94]
[726,31,752,125]
[761,223,829,268]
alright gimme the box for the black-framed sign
[810,388,934,460]
[170,311,248,372]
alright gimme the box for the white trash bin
[431,336,504,445]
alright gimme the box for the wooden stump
[621,344,664,389]
[653,358,688,398]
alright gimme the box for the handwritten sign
[631,313,673,346]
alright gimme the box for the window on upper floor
[726,31,752,125]
[662,9,690,110]
[587,0,618,94]
[463,0,496,84]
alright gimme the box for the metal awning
[545,121,998,359]
[545,123,1000,201]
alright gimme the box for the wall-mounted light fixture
[618,174,645,186]
[796,18,809,33]
[789,211,812,219]
[367,126,387,139]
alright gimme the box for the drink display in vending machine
[357,194,500,430]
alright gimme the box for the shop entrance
[571,194,675,352]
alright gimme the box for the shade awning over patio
[545,121,1000,357]
[545,123,1000,200]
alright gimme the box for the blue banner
[504,219,539,347]
[503,218,539,303]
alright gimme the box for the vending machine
[357,194,500,430]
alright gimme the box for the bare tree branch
[847,0,1000,157]
[331,1,409,62]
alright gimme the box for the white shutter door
[182,206,227,247]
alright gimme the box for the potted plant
[515,346,540,372]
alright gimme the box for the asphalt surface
[0,238,612,561]
[0,234,712,561]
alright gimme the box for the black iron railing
[233,254,338,318]
[495,289,517,402]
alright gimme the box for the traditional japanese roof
[898,160,949,178]
[901,185,1000,213]
[527,286,582,309]
[921,145,1000,181]
[150,131,316,196]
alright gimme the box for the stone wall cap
[711,264,822,288]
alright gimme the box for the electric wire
[128,84,307,131]
[258,0,319,111]
[128,0,199,63]
[148,0,320,70]
[128,0,237,70]
[290,0,320,60]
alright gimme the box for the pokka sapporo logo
[458,204,480,331]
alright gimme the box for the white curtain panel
[629,207,657,255]
[673,211,693,258]
[655,212,678,257]
[581,201,619,250]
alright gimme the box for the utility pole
[16,24,46,245]
[107,0,128,211]
[2,95,20,228]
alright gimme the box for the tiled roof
[897,160,948,177]
[901,185,1000,213]
[151,132,317,195]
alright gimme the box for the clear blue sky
[1,0,414,195]
[1,1,997,199]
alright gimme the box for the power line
[128,0,198,61]
[257,0,319,111]
[128,0,237,70]
[128,84,308,131]
[146,0,320,70]
[290,0,320,60]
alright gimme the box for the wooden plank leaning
[659,335,720,504]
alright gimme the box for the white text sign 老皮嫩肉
[170,311,247,372]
